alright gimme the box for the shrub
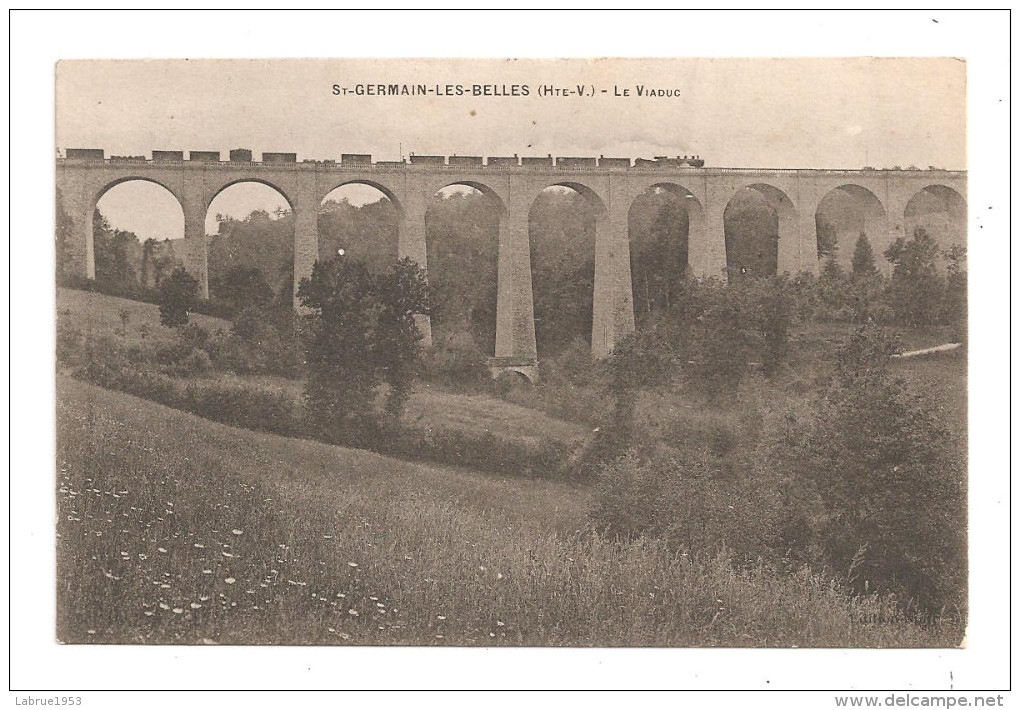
[422,333,492,392]
[183,380,300,436]
[802,324,966,614]
[153,324,213,376]
[298,256,430,433]
[589,445,794,565]
[56,316,83,367]
[884,228,946,327]
[158,267,200,328]
[209,306,304,378]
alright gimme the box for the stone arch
[627,182,703,327]
[527,181,604,359]
[207,178,295,212]
[89,178,186,289]
[436,180,507,215]
[427,181,506,356]
[724,183,797,280]
[318,182,401,273]
[815,184,888,272]
[320,178,404,217]
[543,180,609,216]
[204,179,296,306]
[904,184,967,259]
[93,175,185,212]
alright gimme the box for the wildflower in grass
[172,608,183,614]
[224,577,236,585]
[199,596,210,601]
[348,609,359,616]
[144,611,154,617]
[496,621,505,627]
[190,602,202,609]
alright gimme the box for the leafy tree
[530,190,596,356]
[850,233,879,279]
[941,244,968,328]
[630,194,689,327]
[821,249,844,281]
[93,211,143,290]
[55,189,75,284]
[158,267,200,327]
[804,325,966,613]
[884,228,945,326]
[298,255,430,437]
[815,216,839,260]
[213,265,274,314]
[299,256,380,439]
[375,258,431,417]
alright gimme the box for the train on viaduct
[55,149,966,377]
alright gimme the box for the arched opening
[815,185,887,273]
[205,181,294,311]
[723,184,795,281]
[904,185,967,264]
[426,183,502,356]
[529,183,601,358]
[92,179,185,294]
[318,182,399,275]
[628,184,701,328]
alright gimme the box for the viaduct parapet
[55,150,967,362]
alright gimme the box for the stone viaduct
[55,149,966,374]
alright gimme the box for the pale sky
[59,58,966,241]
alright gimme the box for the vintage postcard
[53,57,968,655]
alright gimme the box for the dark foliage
[158,267,200,328]
[298,255,430,437]
[803,325,967,615]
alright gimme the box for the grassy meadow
[55,286,967,647]
[57,378,959,647]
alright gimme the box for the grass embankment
[57,378,959,647]
[56,287,588,448]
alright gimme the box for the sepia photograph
[8,8,1012,700]
[53,55,969,648]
